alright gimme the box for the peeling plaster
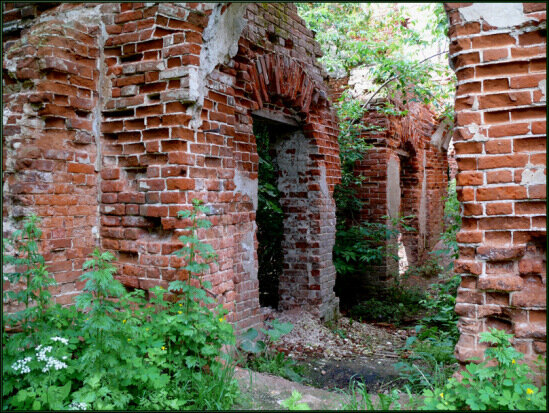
[234,170,258,210]
[467,124,488,142]
[241,227,257,281]
[386,155,401,219]
[539,80,546,102]
[521,167,546,186]
[188,3,247,129]
[459,3,530,28]
[430,118,453,151]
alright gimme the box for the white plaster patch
[319,165,329,198]
[459,3,530,28]
[521,167,546,185]
[234,170,258,210]
[418,150,427,235]
[467,123,488,142]
[386,156,401,219]
[241,225,257,281]
[539,80,546,102]
[188,3,247,129]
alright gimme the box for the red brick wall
[3,3,341,329]
[355,102,449,270]
[445,2,546,363]
[3,3,107,308]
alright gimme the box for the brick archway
[229,51,340,320]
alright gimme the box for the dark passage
[254,121,284,309]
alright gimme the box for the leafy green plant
[395,276,460,392]
[432,179,461,268]
[421,329,547,411]
[281,390,311,410]
[254,122,284,308]
[297,3,456,117]
[3,336,76,410]
[339,379,402,410]
[403,257,443,280]
[239,319,302,382]
[3,205,240,410]
[348,278,425,324]
[3,214,57,331]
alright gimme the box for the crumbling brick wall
[3,3,105,308]
[3,2,340,329]
[445,2,546,363]
[355,102,451,274]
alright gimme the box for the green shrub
[2,214,57,332]
[421,328,546,411]
[239,319,303,382]
[395,276,460,392]
[348,279,425,324]
[2,202,239,410]
[254,123,284,308]
[281,390,311,410]
[339,380,402,410]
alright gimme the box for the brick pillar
[445,2,546,363]
[2,4,106,307]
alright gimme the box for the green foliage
[404,257,444,279]
[2,205,239,410]
[340,380,402,410]
[239,319,303,382]
[3,214,57,331]
[348,279,425,325]
[296,3,456,117]
[395,276,460,392]
[421,329,547,411]
[254,122,284,308]
[281,390,311,411]
[334,215,414,277]
[435,179,461,265]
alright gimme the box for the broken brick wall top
[445,2,546,363]
[354,101,450,268]
[2,2,341,330]
[328,71,452,268]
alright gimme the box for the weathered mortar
[2,2,341,329]
[445,2,546,364]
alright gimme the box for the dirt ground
[233,309,414,409]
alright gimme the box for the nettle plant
[421,328,546,411]
[3,214,57,332]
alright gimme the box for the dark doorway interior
[253,119,284,309]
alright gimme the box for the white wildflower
[36,345,53,361]
[68,401,87,410]
[11,357,32,374]
[51,336,69,345]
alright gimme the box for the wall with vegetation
[2,2,341,330]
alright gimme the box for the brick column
[445,2,546,363]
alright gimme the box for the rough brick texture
[355,102,451,274]
[3,3,340,330]
[445,2,546,364]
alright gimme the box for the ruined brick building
[3,2,341,331]
[2,2,546,363]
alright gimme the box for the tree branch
[353,49,449,122]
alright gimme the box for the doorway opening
[254,119,284,309]
[252,109,305,310]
